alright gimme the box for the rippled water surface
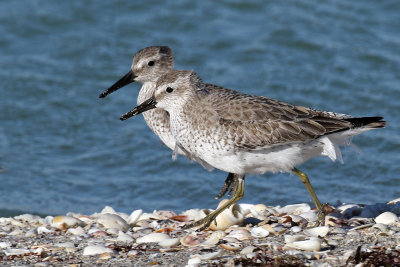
[0,0,399,217]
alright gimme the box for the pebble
[96,213,129,232]
[375,211,399,225]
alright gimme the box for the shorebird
[99,46,235,198]
[121,70,386,230]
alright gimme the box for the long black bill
[120,96,157,121]
[99,70,137,98]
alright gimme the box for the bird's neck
[137,81,156,105]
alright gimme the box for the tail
[344,116,386,129]
[320,116,386,164]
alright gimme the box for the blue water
[0,0,399,217]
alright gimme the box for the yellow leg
[292,168,325,225]
[183,174,245,231]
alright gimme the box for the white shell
[291,226,302,233]
[183,209,209,222]
[187,257,201,267]
[100,206,118,215]
[209,199,244,231]
[67,226,86,236]
[4,248,30,256]
[96,213,129,232]
[198,250,223,260]
[303,226,330,237]
[299,211,318,222]
[127,209,143,225]
[250,227,270,238]
[159,237,180,248]
[202,230,226,246]
[288,239,321,251]
[284,234,306,244]
[240,245,256,255]
[136,233,170,244]
[181,234,201,247]
[83,245,114,256]
[375,211,399,225]
[51,216,85,230]
[0,242,12,249]
[225,229,251,241]
[279,203,311,215]
[117,232,134,243]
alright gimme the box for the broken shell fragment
[209,199,244,231]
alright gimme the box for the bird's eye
[148,61,155,66]
[166,87,174,93]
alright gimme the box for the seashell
[202,230,226,247]
[153,210,177,219]
[54,242,75,248]
[117,232,134,243]
[388,198,400,204]
[37,226,54,235]
[44,216,54,225]
[127,209,143,225]
[187,257,201,267]
[284,234,306,244]
[279,203,311,215]
[25,229,37,237]
[0,242,12,249]
[303,226,329,237]
[98,252,113,260]
[209,199,244,231]
[291,226,302,233]
[106,227,119,235]
[67,226,85,236]
[32,247,45,256]
[220,242,242,251]
[100,206,118,215]
[8,229,24,236]
[138,212,162,221]
[51,216,85,230]
[180,234,201,247]
[83,245,114,256]
[289,215,308,225]
[250,227,269,238]
[299,211,318,223]
[169,215,190,222]
[375,212,399,225]
[225,229,251,241]
[76,215,94,224]
[4,248,30,256]
[182,209,210,222]
[14,214,41,223]
[240,245,256,255]
[196,250,223,260]
[96,213,129,232]
[136,233,170,244]
[156,228,176,234]
[287,239,321,251]
[159,237,180,248]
